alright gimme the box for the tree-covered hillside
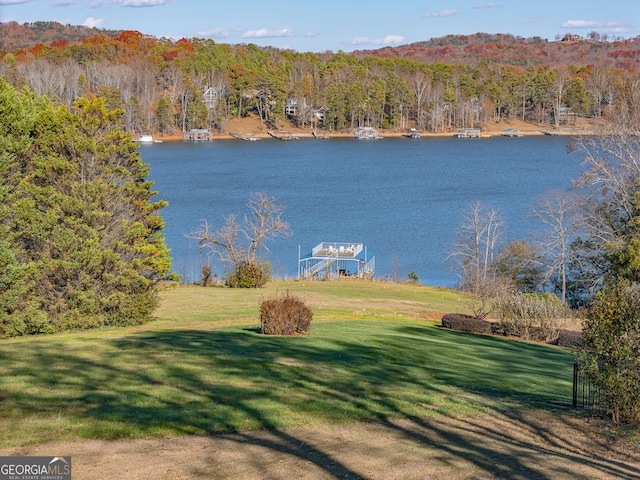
[355,33,640,69]
[0,21,123,52]
[1,24,637,137]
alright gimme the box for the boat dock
[453,128,481,138]
[502,128,523,137]
[184,129,213,141]
[403,129,421,138]
[268,130,299,140]
[298,242,375,280]
[229,132,262,141]
[355,127,381,139]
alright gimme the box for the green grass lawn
[0,281,576,447]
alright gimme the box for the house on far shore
[298,242,375,280]
[184,129,213,141]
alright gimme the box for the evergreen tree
[0,79,176,336]
[0,82,50,335]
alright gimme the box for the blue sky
[1,0,638,52]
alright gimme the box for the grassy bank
[0,281,576,447]
[154,280,467,327]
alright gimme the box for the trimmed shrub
[260,291,313,335]
[491,321,515,337]
[555,330,584,349]
[441,313,493,334]
[227,261,271,288]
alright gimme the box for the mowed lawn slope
[0,281,576,447]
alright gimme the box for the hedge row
[441,313,584,349]
[554,329,584,349]
[441,314,493,334]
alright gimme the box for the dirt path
[4,408,638,479]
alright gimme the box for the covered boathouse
[184,129,213,141]
[298,242,375,280]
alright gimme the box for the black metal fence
[572,362,607,412]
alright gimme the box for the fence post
[572,362,579,408]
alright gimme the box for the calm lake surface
[141,135,583,286]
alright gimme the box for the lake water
[141,135,583,286]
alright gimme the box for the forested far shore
[1,22,639,138]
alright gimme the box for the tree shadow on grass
[371,409,640,480]
[0,323,638,478]
[374,325,640,479]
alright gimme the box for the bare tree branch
[530,190,577,303]
[189,192,291,285]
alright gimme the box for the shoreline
[147,115,595,142]
[153,126,588,142]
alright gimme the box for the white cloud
[423,10,458,18]
[54,0,80,6]
[199,27,310,41]
[91,0,173,7]
[345,34,406,46]
[117,0,172,5]
[345,36,372,45]
[0,0,31,4]
[241,28,294,39]
[562,20,603,29]
[474,2,502,8]
[197,27,232,38]
[561,19,632,34]
[381,34,406,45]
[83,17,106,28]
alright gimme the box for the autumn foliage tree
[493,240,544,293]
